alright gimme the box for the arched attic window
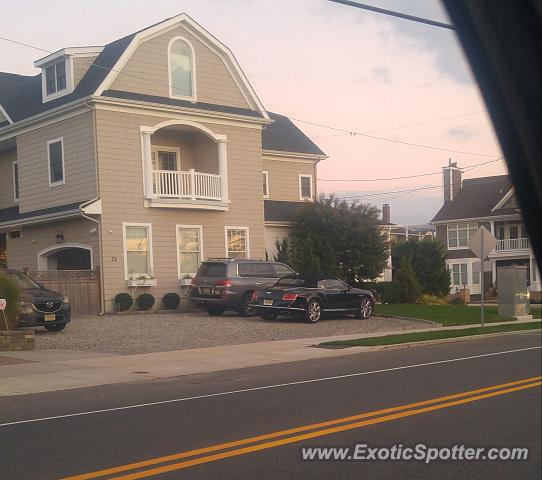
[168,37,196,101]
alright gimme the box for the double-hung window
[177,226,202,277]
[447,223,478,248]
[299,174,313,200]
[47,138,65,186]
[124,224,153,279]
[451,264,468,286]
[45,60,67,96]
[226,227,249,259]
[12,161,19,202]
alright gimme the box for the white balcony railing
[495,238,530,251]
[153,169,222,201]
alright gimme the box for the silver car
[189,258,295,316]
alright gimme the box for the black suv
[189,259,295,316]
[4,269,71,332]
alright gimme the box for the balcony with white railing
[495,237,531,252]
[140,122,229,210]
[153,169,222,201]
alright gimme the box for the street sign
[469,226,497,260]
[0,299,6,311]
[468,226,497,328]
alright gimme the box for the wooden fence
[29,269,100,317]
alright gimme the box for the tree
[285,195,389,282]
[392,238,450,297]
[273,238,290,264]
[395,256,422,303]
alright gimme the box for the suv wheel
[238,292,256,317]
[206,306,225,316]
[45,323,67,332]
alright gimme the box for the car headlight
[63,295,70,304]
[19,301,34,315]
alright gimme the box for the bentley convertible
[250,275,375,323]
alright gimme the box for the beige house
[0,13,326,312]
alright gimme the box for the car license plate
[201,287,213,294]
[264,299,274,306]
[44,314,56,322]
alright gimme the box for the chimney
[382,204,391,224]
[442,159,462,202]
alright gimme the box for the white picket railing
[495,238,530,251]
[153,169,222,201]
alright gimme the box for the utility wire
[334,176,510,201]
[1,34,500,161]
[310,111,485,139]
[327,0,455,30]
[318,158,502,182]
[0,35,195,97]
[290,116,504,159]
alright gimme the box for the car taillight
[215,279,232,288]
[282,293,298,302]
[251,291,259,300]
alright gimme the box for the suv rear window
[238,262,275,277]
[197,262,227,277]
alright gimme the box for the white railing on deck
[153,169,222,201]
[495,238,530,251]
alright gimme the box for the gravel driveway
[32,312,431,355]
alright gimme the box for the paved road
[1,332,540,479]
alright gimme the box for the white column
[218,138,229,203]
[490,220,495,236]
[142,132,154,199]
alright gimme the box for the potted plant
[126,274,157,287]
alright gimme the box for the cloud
[447,125,476,139]
[351,0,474,85]
[372,65,392,83]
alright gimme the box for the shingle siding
[95,108,265,310]
[111,25,251,110]
[15,111,97,214]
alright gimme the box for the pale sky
[0,0,507,225]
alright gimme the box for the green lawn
[374,304,515,326]
[321,321,542,347]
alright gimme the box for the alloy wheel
[308,300,321,322]
[360,297,373,319]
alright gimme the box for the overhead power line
[0,35,195,97]
[319,158,502,182]
[327,0,455,30]
[334,176,510,201]
[290,116,504,159]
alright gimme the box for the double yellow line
[63,376,541,480]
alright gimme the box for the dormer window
[45,60,67,95]
[168,37,196,101]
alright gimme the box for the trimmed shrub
[448,295,465,305]
[162,292,180,310]
[0,273,20,330]
[114,293,133,312]
[417,294,447,305]
[136,293,155,311]
[395,257,422,303]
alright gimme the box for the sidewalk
[0,319,539,396]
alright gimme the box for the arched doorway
[37,244,93,271]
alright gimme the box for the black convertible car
[251,275,374,323]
